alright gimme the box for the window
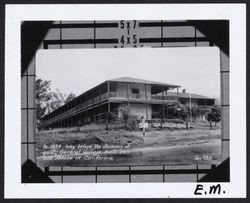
[132,88,139,94]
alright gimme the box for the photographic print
[20,19,230,184]
[4,3,245,198]
[36,47,221,168]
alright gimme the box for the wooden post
[162,87,165,127]
[108,102,110,113]
[161,86,164,130]
[186,120,188,130]
[107,81,110,98]
[165,88,168,118]
[81,112,84,124]
[127,83,129,99]
[77,118,80,132]
[189,93,192,123]
[176,88,180,119]
[127,83,131,109]
[106,112,108,131]
[106,102,110,131]
[145,84,148,119]
[106,82,110,132]
[177,87,179,102]
[98,106,101,122]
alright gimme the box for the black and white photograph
[19,19,229,183]
[36,47,221,168]
[4,3,246,198]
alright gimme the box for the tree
[46,89,66,114]
[206,106,221,129]
[36,78,76,123]
[65,93,76,103]
[36,78,52,120]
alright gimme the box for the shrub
[120,106,139,131]
[107,111,119,122]
[206,106,221,127]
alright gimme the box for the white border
[5,4,246,198]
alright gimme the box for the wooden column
[106,102,110,131]
[107,81,110,98]
[108,102,110,114]
[162,87,165,120]
[189,93,192,123]
[127,83,129,99]
[145,84,148,119]
[98,106,100,122]
[127,83,130,108]
[161,86,165,130]
[106,81,110,131]
[177,87,179,102]
[165,88,168,118]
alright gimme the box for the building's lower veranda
[40,77,216,129]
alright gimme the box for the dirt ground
[36,122,221,167]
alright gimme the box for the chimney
[182,89,186,93]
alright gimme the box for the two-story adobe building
[40,77,180,129]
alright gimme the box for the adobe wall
[114,82,151,99]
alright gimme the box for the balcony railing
[42,92,109,124]
[42,92,179,124]
[109,92,127,98]
[110,92,146,99]
[110,92,178,101]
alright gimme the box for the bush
[206,106,221,126]
[120,106,139,131]
[107,111,119,122]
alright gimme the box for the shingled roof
[108,77,180,88]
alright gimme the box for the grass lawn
[36,122,221,167]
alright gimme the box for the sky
[36,47,220,99]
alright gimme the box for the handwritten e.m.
[194,184,226,195]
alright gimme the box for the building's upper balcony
[109,92,178,104]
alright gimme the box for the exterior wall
[113,83,127,98]
[128,83,151,100]
[113,82,151,99]
[118,103,152,120]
